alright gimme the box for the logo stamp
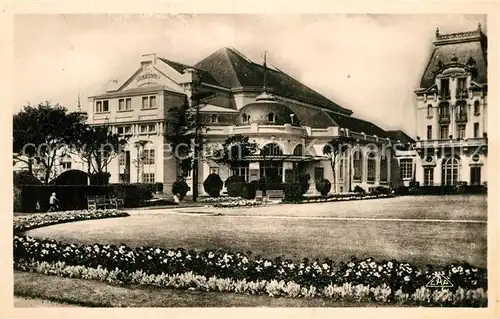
[426,274,454,288]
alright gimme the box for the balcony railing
[456,112,468,123]
[438,91,451,100]
[414,137,487,149]
[456,88,468,98]
[438,115,450,124]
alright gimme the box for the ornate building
[413,24,488,186]
[80,47,412,195]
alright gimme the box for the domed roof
[236,92,300,126]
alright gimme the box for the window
[241,113,250,124]
[314,167,324,182]
[440,125,449,139]
[95,100,109,113]
[118,98,132,111]
[438,102,450,120]
[380,155,388,182]
[353,150,363,181]
[262,143,283,156]
[367,155,376,183]
[427,104,433,117]
[148,124,156,133]
[142,173,155,184]
[474,122,480,138]
[440,78,450,98]
[142,97,148,109]
[139,124,156,134]
[441,157,460,186]
[117,126,124,134]
[268,112,275,123]
[143,149,155,165]
[140,125,148,133]
[232,163,249,181]
[427,125,433,140]
[400,159,413,180]
[474,100,480,115]
[457,124,466,139]
[339,158,344,180]
[470,167,481,185]
[210,114,219,124]
[119,152,126,166]
[423,168,434,186]
[119,99,125,111]
[60,155,72,170]
[293,144,304,157]
[456,102,467,121]
[456,77,467,97]
[149,96,156,108]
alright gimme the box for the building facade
[413,25,488,187]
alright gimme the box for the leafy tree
[73,124,129,182]
[322,135,350,193]
[13,102,85,183]
[165,91,215,201]
[212,134,258,169]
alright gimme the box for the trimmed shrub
[372,186,391,195]
[315,179,331,196]
[225,175,246,197]
[203,173,223,197]
[50,169,88,185]
[13,171,42,186]
[172,180,189,200]
[284,183,305,201]
[153,183,164,193]
[89,172,111,185]
[242,181,258,199]
[353,186,366,194]
[295,173,310,195]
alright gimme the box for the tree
[73,124,129,183]
[13,102,85,183]
[212,135,258,169]
[132,140,149,183]
[166,91,215,201]
[322,135,350,193]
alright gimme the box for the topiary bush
[315,178,331,196]
[50,169,88,185]
[295,173,311,195]
[204,173,224,197]
[283,183,306,202]
[89,172,111,185]
[13,171,42,186]
[172,180,189,200]
[242,181,258,199]
[225,175,246,197]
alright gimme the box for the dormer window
[268,112,275,123]
[439,78,450,99]
[210,114,219,124]
[241,113,250,124]
[456,77,467,98]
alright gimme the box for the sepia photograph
[3,10,497,315]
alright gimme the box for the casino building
[81,47,414,195]
[412,24,488,187]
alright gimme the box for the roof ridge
[223,47,242,87]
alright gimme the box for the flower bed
[213,199,262,208]
[15,260,487,306]
[285,193,395,204]
[13,209,130,234]
[13,234,487,306]
[198,196,243,203]
[12,210,488,306]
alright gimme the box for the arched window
[262,143,284,156]
[456,101,467,121]
[210,114,219,124]
[268,112,275,123]
[293,144,304,157]
[442,156,461,186]
[353,149,363,181]
[367,152,376,182]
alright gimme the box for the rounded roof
[236,92,300,126]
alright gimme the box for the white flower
[404,276,410,282]
[264,261,272,267]
[322,263,330,270]
[208,252,215,259]
[387,261,393,268]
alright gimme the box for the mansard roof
[419,26,487,89]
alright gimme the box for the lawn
[25,195,487,268]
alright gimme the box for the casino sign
[137,72,161,82]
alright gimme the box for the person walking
[48,192,59,211]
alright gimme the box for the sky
[13,14,487,137]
